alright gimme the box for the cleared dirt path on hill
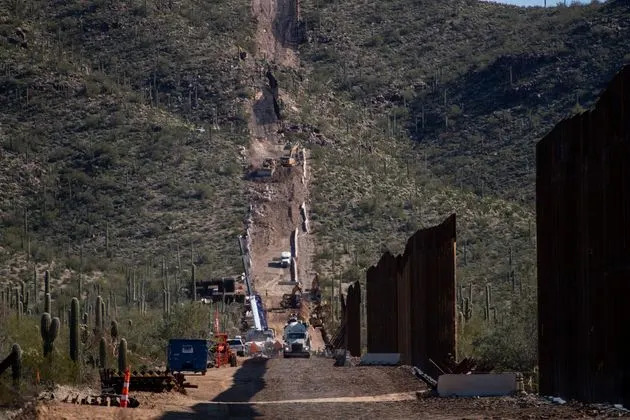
[245,0,321,348]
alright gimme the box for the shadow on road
[267,261,286,269]
[160,358,269,419]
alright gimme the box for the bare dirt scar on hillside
[251,0,298,68]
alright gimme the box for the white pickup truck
[280,251,291,268]
[283,317,311,358]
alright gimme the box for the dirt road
[245,0,322,347]
[36,357,628,419]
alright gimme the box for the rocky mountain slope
[1,0,629,369]
[287,0,630,366]
[1,0,252,284]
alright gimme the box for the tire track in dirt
[200,391,423,405]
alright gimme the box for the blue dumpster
[167,339,208,374]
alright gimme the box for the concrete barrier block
[437,373,517,397]
[359,353,401,366]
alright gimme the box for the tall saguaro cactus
[110,320,119,341]
[99,337,107,369]
[33,268,38,305]
[0,344,22,387]
[191,264,197,302]
[41,313,60,356]
[11,343,22,386]
[485,284,492,322]
[118,338,128,372]
[95,296,103,335]
[69,298,80,362]
[44,293,51,315]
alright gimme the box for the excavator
[280,283,302,309]
[280,144,299,167]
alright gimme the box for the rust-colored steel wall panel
[366,214,456,377]
[345,282,361,357]
[537,65,630,407]
[366,252,398,353]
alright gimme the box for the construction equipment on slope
[255,158,277,177]
[280,144,299,167]
[281,283,302,309]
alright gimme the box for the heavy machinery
[280,144,299,167]
[238,235,277,356]
[283,315,311,358]
[212,333,237,368]
[281,283,302,309]
[250,158,276,178]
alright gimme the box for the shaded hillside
[0,0,253,281]
[300,0,630,201]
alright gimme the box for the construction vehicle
[211,333,237,368]
[227,336,246,357]
[283,315,310,358]
[250,158,276,178]
[260,158,277,176]
[280,283,302,309]
[280,251,291,268]
[280,144,299,167]
[244,327,276,355]
[238,235,278,357]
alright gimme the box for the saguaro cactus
[99,337,107,369]
[33,268,38,305]
[101,299,106,325]
[95,296,103,335]
[110,320,119,341]
[485,284,492,322]
[70,298,79,362]
[191,264,197,302]
[0,344,22,387]
[41,313,60,356]
[44,293,51,314]
[44,270,50,295]
[11,343,22,386]
[118,338,128,372]
[464,297,472,321]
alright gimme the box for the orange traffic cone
[120,368,130,408]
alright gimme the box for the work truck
[282,316,311,358]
